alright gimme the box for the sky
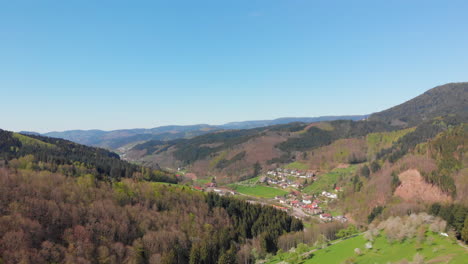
[1,0,468,133]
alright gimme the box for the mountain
[369,82,468,126]
[220,115,368,130]
[37,116,367,151]
[125,120,395,182]
[125,82,468,187]
[43,124,220,150]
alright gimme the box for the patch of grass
[303,166,357,194]
[229,184,288,198]
[194,178,211,185]
[13,133,55,148]
[267,232,467,264]
[237,176,260,184]
[209,150,228,168]
[366,127,415,160]
[285,161,309,170]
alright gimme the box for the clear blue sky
[2,0,468,132]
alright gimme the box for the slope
[369,82,468,127]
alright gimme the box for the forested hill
[124,82,468,183]
[0,129,177,183]
[125,120,395,181]
[369,82,468,127]
[36,116,368,151]
[0,128,303,263]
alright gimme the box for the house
[312,207,323,215]
[303,204,323,215]
[273,205,289,212]
[335,187,342,192]
[193,186,203,191]
[322,191,337,199]
[206,182,216,188]
[291,200,300,207]
[302,199,312,204]
[320,213,333,221]
[335,215,348,223]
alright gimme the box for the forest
[277,120,393,153]
[0,129,303,263]
[0,129,177,183]
[0,167,302,263]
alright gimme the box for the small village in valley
[187,167,349,223]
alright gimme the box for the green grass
[366,127,415,160]
[303,166,357,195]
[13,133,55,148]
[229,184,288,198]
[236,176,261,185]
[267,232,467,264]
[209,150,228,168]
[194,178,211,185]
[285,161,310,170]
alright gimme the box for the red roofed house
[320,213,333,221]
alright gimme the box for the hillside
[0,129,177,183]
[369,82,468,127]
[122,83,468,184]
[37,116,368,151]
[0,129,303,263]
[125,120,394,182]
[43,124,220,151]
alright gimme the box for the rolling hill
[34,115,367,152]
[369,82,468,127]
[124,83,468,183]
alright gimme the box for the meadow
[229,184,288,198]
[303,165,357,194]
[267,232,467,264]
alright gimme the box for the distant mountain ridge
[220,115,367,129]
[31,115,368,150]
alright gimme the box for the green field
[194,178,211,185]
[303,165,356,194]
[267,232,467,264]
[229,184,288,198]
[285,161,310,170]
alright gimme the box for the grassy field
[194,178,211,185]
[267,232,467,264]
[229,184,288,198]
[303,165,357,194]
[285,161,310,170]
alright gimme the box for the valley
[1,82,468,263]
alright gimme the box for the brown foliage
[0,168,231,263]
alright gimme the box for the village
[192,167,348,223]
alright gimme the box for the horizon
[2,0,468,132]
[21,113,369,134]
